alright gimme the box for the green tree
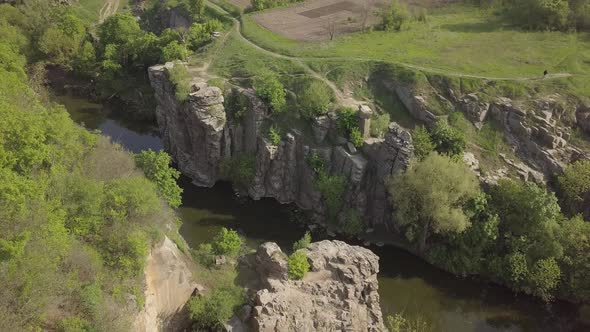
[292,231,311,251]
[507,0,570,31]
[288,251,310,280]
[430,120,466,158]
[370,113,390,138]
[557,216,590,301]
[387,153,480,251]
[558,160,590,219]
[297,79,332,118]
[253,72,286,112]
[161,40,187,62]
[188,288,244,329]
[412,125,434,161]
[381,0,410,31]
[212,227,242,256]
[188,0,206,18]
[167,63,191,102]
[135,150,183,208]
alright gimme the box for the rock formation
[248,241,385,332]
[134,236,200,332]
[148,62,414,229]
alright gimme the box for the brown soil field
[249,0,461,41]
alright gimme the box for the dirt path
[99,0,120,23]
[207,2,572,107]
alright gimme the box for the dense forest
[0,2,187,330]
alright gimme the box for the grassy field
[242,4,590,80]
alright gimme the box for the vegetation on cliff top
[0,9,185,330]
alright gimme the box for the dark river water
[58,93,590,332]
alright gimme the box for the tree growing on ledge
[387,153,480,251]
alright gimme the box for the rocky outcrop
[149,62,414,229]
[383,81,438,126]
[490,96,586,175]
[249,241,385,332]
[149,63,226,187]
[134,237,200,332]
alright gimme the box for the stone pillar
[358,105,373,139]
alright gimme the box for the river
[57,93,589,332]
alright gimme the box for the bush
[370,113,390,138]
[212,227,242,256]
[412,125,434,161]
[288,251,310,280]
[350,127,364,148]
[188,288,244,329]
[292,231,312,251]
[219,154,256,189]
[253,72,286,112]
[298,79,332,118]
[268,126,281,145]
[167,63,191,102]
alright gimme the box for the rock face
[250,241,385,332]
[149,63,414,229]
[134,237,199,332]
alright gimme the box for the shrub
[188,288,244,329]
[219,154,256,189]
[253,72,286,112]
[370,113,390,138]
[268,126,281,145]
[298,79,332,118]
[194,243,215,267]
[212,227,242,256]
[225,89,250,120]
[292,231,312,251]
[288,251,310,280]
[350,127,364,148]
[167,63,191,102]
[412,125,434,161]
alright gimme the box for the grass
[242,4,590,80]
[73,0,130,24]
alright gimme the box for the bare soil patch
[251,0,461,41]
